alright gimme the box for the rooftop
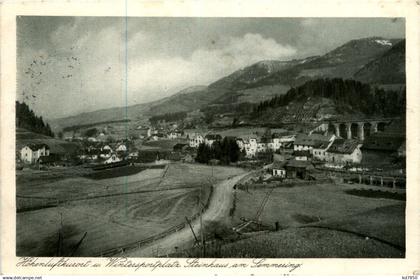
[272,161,287,169]
[327,139,360,154]
[25,143,49,150]
[294,133,333,147]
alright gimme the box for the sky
[17,17,405,119]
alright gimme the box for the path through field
[124,171,250,257]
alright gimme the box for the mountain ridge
[49,36,405,131]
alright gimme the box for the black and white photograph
[15,16,406,259]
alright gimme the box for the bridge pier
[346,123,352,139]
[371,122,378,134]
[333,123,340,138]
[357,122,365,141]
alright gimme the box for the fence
[93,183,214,257]
[236,178,333,191]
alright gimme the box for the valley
[16,33,406,259]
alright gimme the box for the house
[277,134,296,144]
[151,132,166,140]
[137,126,152,139]
[87,137,98,142]
[104,154,121,164]
[268,137,282,152]
[312,140,334,161]
[97,133,107,142]
[325,139,362,164]
[20,144,50,164]
[284,159,315,179]
[102,145,113,153]
[293,150,311,161]
[189,134,205,148]
[168,130,182,139]
[257,141,268,153]
[236,134,259,158]
[115,143,127,152]
[293,133,335,152]
[128,150,139,158]
[204,134,222,146]
[272,161,286,178]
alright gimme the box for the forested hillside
[252,78,405,120]
[16,101,55,137]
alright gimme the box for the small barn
[284,159,314,179]
[272,161,286,178]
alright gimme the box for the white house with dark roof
[325,139,362,164]
[104,154,122,164]
[312,140,334,161]
[272,161,286,178]
[115,143,127,152]
[20,144,50,164]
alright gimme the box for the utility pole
[185,216,199,244]
[199,185,205,257]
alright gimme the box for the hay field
[16,163,244,256]
[233,183,404,229]
[226,182,405,258]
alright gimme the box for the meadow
[16,163,244,256]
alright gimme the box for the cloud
[19,20,297,118]
[127,33,296,102]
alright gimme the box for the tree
[195,137,241,165]
[84,128,98,137]
[16,101,55,137]
[58,131,63,139]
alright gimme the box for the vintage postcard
[1,0,419,277]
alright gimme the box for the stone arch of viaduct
[328,120,391,140]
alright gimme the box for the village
[17,115,406,189]
[14,17,408,259]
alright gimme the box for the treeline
[16,101,55,137]
[196,137,242,164]
[149,111,187,124]
[252,78,406,117]
[63,119,131,132]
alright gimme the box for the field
[16,128,80,154]
[222,182,405,257]
[16,163,244,256]
[141,139,188,150]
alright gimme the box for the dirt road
[123,171,250,257]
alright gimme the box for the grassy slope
[16,163,244,256]
[219,225,403,258]
[16,128,80,154]
[233,183,404,229]
[224,183,405,257]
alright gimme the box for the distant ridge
[48,36,405,131]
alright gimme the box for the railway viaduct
[321,117,399,141]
